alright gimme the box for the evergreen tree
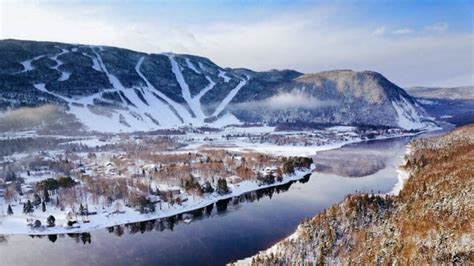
[7,205,13,215]
[47,215,55,227]
[23,200,33,213]
[79,204,86,216]
[216,178,229,195]
[202,181,214,193]
[33,193,41,207]
[43,188,50,203]
[42,201,46,212]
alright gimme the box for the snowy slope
[391,96,426,130]
[0,40,435,133]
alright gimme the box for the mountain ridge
[0,39,434,132]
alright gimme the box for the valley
[0,133,419,265]
[0,38,470,266]
[0,123,422,235]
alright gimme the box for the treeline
[0,137,88,157]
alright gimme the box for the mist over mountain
[0,39,434,132]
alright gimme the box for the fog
[228,90,335,111]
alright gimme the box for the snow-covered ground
[391,97,427,130]
[0,123,440,236]
[0,169,311,235]
[182,127,429,157]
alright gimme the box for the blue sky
[1,0,473,87]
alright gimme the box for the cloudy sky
[1,0,472,87]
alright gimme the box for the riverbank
[0,168,312,235]
[0,128,438,236]
[232,125,473,265]
[0,130,437,266]
[231,131,425,265]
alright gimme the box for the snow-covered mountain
[0,39,433,132]
[405,86,474,101]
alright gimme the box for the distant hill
[406,86,474,100]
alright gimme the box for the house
[226,175,242,184]
[147,195,161,204]
[264,167,276,175]
[169,188,181,196]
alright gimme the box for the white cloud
[265,91,332,109]
[392,28,413,35]
[230,90,335,111]
[372,26,386,36]
[425,22,449,33]
[0,2,472,88]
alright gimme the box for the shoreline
[231,129,436,265]
[0,128,438,236]
[0,169,311,236]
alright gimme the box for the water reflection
[1,136,425,266]
[24,175,307,245]
[26,232,92,245]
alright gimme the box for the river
[0,135,429,265]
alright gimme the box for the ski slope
[49,48,71,82]
[212,77,248,117]
[41,51,248,132]
[18,55,45,73]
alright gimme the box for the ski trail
[135,56,193,124]
[195,76,216,100]
[50,48,71,81]
[185,58,201,74]
[32,83,118,132]
[92,49,183,129]
[212,76,248,117]
[168,55,223,120]
[167,54,202,119]
[122,88,182,127]
[92,48,126,90]
[82,52,102,71]
[91,47,131,107]
[18,55,45,73]
[188,77,215,119]
[218,70,231,83]
[33,83,71,103]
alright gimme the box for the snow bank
[388,146,412,196]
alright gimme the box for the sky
[1,0,473,87]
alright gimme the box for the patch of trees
[36,176,78,191]
[23,200,34,213]
[216,178,230,195]
[129,194,155,214]
[257,172,276,185]
[0,137,73,157]
[181,175,203,196]
[281,156,313,174]
[202,181,214,194]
